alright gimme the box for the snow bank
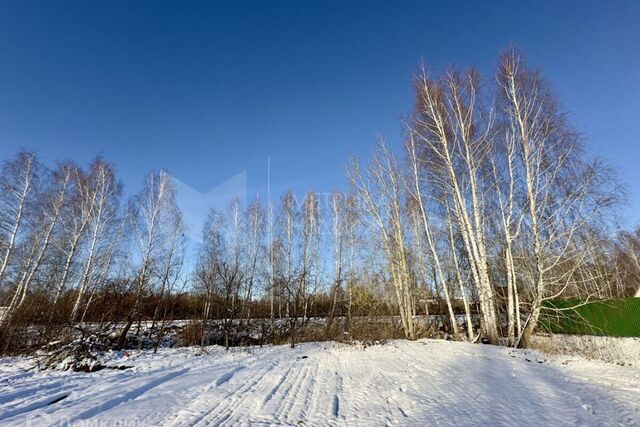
[531,333,640,367]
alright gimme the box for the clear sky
[0,1,639,224]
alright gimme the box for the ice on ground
[0,340,638,426]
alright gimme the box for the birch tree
[490,126,524,345]
[243,199,266,323]
[348,142,416,339]
[70,159,122,321]
[273,192,303,347]
[51,163,93,309]
[497,50,619,347]
[0,152,38,287]
[405,133,460,339]
[410,68,499,343]
[328,192,347,330]
[1,162,69,327]
[117,170,181,348]
[300,191,321,324]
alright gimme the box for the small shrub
[180,321,205,347]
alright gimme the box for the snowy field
[0,340,638,426]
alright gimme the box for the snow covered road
[0,340,638,426]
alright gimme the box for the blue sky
[0,1,639,224]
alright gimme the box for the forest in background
[1,49,639,355]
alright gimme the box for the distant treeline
[2,48,640,354]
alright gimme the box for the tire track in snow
[290,362,320,422]
[205,359,292,426]
[272,363,313,423]
[170,355,280,426]
[301,357,330,422]
[261,366,293,408]
[1,340,637,426]
[215,365,246,386]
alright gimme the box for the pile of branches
[36,334,127,372]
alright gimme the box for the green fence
[539,298,640,337]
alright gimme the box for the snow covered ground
[531,334,640,367]
[0,340,638,426]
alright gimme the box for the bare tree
[1,163,71,328]
[327,191,347,331]
[497,50,620,347]
[273,192,302,347]
[243,198,266,324]
[405,133,460,339]
[349,142,416,339]
[51,163,93,310]
[443,198,475,341]
[117,170,182,349]
[70,159,123,321]
[490,125,525,345]
[0,152,38,287]
[344,194,360,326]
[198,207,243,349]
[300,191,321,325]
[410,67,500,343]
